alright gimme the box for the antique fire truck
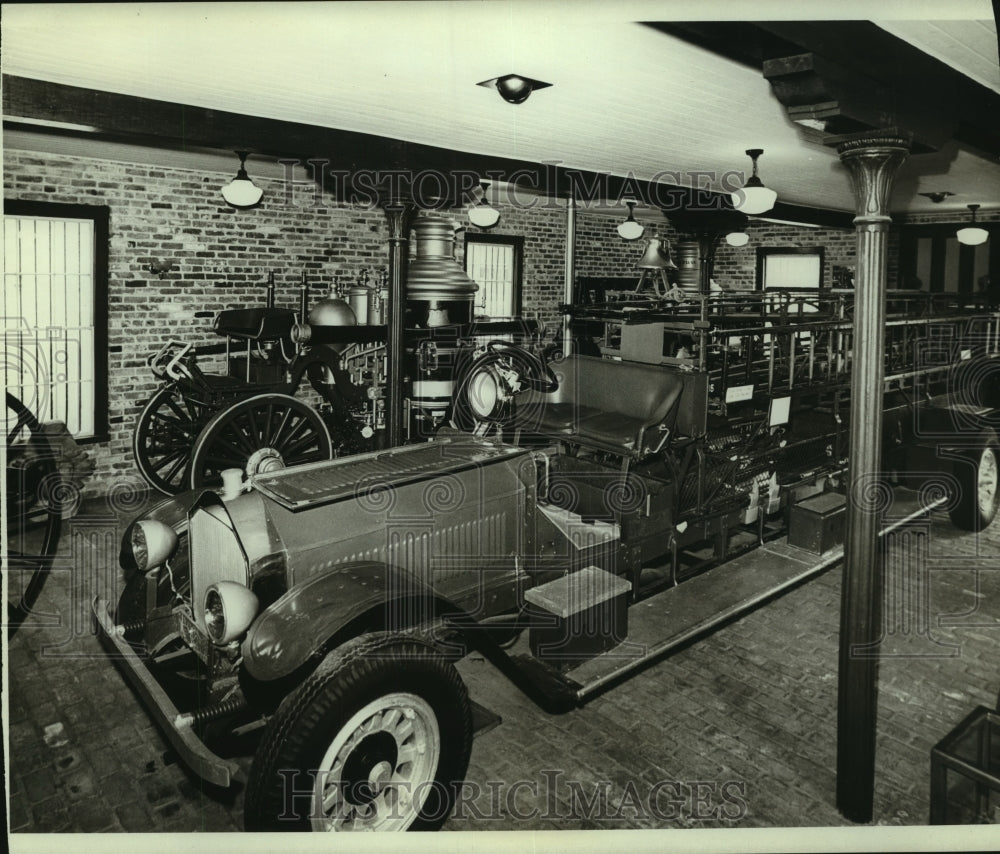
[132,214,536,494]
[95,268,1000,831]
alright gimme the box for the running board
[563,489,945,700]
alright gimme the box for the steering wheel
[484,341,559,393]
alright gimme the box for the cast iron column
[696,232,721,295]
[381,199,416,448]
[563,192,576,356]
[834,132,910,823]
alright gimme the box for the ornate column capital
[831,131,911,222]
[379,199,417,241]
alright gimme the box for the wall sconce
[221,150,264,208]
[616,200,645,241]
[956,204,989,246]
[731,148,777,215]
[468,181,501,228]
[477,74,552,104]
[725,231,750,247]
[147,258,175,278]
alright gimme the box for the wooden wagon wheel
[5,392,63,638]
[133,383,211,495]
[186,392,333,490]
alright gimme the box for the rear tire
[244,632,472,832]
[949,443,1000,531]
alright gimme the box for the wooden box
[787,491,847,554]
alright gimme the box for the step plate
[566,489,945,698]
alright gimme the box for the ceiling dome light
[477,74,552,105]
[617,200,645,240]
[468,181,501,228]
[957,204,989,246]
[221,150,263,208]
[731,148,777,216]
[918,191,954,204]
[725,231,750,247]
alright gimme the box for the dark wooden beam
[651,21,1000,159]
[763,53,951,154]
[764,202,855,230]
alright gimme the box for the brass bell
[637,237,678,271]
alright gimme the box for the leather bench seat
[515,354,685,459]
[518,401,601,433]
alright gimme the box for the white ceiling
[2,1,999,216]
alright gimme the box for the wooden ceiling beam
[652,20,1000,159]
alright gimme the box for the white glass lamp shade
[617,218,645,240]
[617,201,645,240]
[732,149,777,215]
[221,173,264,207]
[957,205,989,245]
[469,203,500,228]
[956,227,989,246]
[731,184,777,216]
[725,231,750,247]
[221,152,263,208]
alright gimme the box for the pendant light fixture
[731,148,777,215]
[956,204,989,246]
[221,151,263,208]
[617,200,645,240]
[725,231,750,247]
[468,181,500,228]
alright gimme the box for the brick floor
[6,496,1000,842]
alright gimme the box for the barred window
[3,201,109,440]
[464,233,523,319]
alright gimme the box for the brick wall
[462,201,570,331]
[5,149,586,495]
[573,209,861,292]
[5,150,400,495]
[6,146,884,494]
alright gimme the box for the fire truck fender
[240,560,463,683]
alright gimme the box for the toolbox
[787,491,847,554]
[524,565,631,669]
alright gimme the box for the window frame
[755,246,826,291]
[463,232,524,318]
[4,199,110,444]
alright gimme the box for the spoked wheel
[950,439,1000,531]
[134,383,211,495]
[186,393,333,490]
[245,633,473,832]
[6,392,63,638]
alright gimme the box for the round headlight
[127,520,178,573]
[468,369,500,418]
[204,581,259,645]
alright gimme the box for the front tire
[949,442,1000,531]
[244,633,472,832]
